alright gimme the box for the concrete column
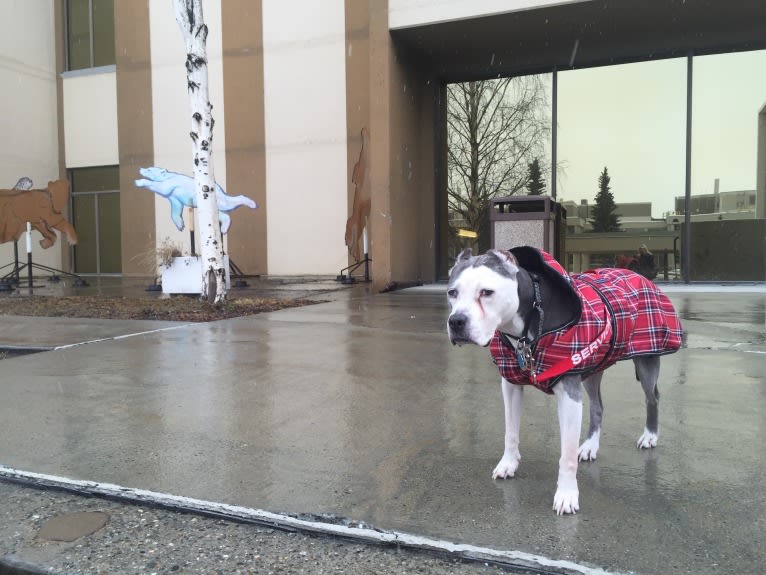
[222,0,267,276]
[368,0,392,291]
[756,103,766,220]
[115,1,155,276]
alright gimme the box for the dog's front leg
[552,377,583,515]
[493,378,523,479]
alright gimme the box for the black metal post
[551,67,558,200]
[683,53,693,283]
[13,240,20,284]
[27,248,33,294]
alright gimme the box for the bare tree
[447,76,550,247]
[174,0,226,303]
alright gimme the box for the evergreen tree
[590,167,621,232]
[526,158,546,195]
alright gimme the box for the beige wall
[368,1,393,288]
[344,0,370,268]
[0,1,61,269]
[364,1,438,289]
[222,0,267,276]
[262,0,348,276]
[115,0,155,276]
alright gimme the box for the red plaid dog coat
[489,248,683,394]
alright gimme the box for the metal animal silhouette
[135,167,257,234]
[0,179,77,248]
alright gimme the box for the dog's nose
[449,313,467,332]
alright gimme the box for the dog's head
[446,249,523,347]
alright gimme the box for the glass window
[557,59,687,281]
[71,166,120,193]
[66,0,90,71]
[92,0,115,68]
[66,0,115,71]
[690,50,766,281]
[71,166,121,274]
[445,74,552,261]
[72,194,98,273]
[97,192,121,273]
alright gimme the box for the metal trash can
[489,195,566,260]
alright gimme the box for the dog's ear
[488,249,519,276]
[455,248,473,263]
[448,248,473,278]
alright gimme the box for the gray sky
[556,49,766,218]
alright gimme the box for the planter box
[161,256,230,294]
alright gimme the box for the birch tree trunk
[174,0,226,303]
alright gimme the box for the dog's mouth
[450,336,473,347]
[450,335,492,347]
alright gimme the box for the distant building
[561,199,665,234]
[674,189,757,215]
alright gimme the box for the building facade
[1,0,765,286]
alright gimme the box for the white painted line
[53,324,192,351]
[0,466,623,575]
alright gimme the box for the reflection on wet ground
[0,287,764,575]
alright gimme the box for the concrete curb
[0,467,621,575]
[0,555,65,575]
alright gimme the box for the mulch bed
[0,295,319,322]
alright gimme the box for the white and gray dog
[446,246,682,514]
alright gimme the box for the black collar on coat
[509,246,582,340]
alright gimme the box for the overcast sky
[556,49,766,218]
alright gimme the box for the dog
[446,246,682,515]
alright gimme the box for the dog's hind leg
[552,377,582,515]
[634,355,661,449]
[492,378,523,479]
[577,371,604,461]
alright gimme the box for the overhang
[391,0,766,81]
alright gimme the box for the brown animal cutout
[0,180,78,249]
[345,127,371,262]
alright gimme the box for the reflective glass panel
[98,192,121,273]
[67,0,90,71]
[690,50,766,281]
[557,59,686,281]
[92,0,115,67]
[445,73,552,261]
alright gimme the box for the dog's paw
[492,453,520,479]
[578,436,600,462]
[552,487,580,515]
[637,428,658,449]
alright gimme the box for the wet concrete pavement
[1,284,765,574]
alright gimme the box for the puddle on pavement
[0,348,45,361]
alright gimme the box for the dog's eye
[447,288,457,298]
[480,289,494,297]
